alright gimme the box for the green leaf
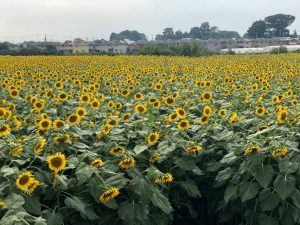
[259,213,279,225]
[23,195,41,216]
[224,185,238,202]
[157,141,176,154]
[0,166,18,177]
[273,175,296,200]
[75,163,95,185]
[133,178,152,203]
[64,196,86,214]
[133,145,148,155]
[56,174,68,190]
[259,189,280,211]
[118,200,149,225]
[105,173,128,188]
[5,193,25,209]
[239,182,259,203]
[255,165,274,188]
[174,156,203,176]
[279,206,295,225]
[34,217,47,225]
[47,213,63,225]
[151,188,173,214]
[291,191,300,210]
[279,159,298,174]
[179,180,201,198]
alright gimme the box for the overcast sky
[0,0,299,42]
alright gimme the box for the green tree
[0,42,9,51]
[174,30,183,40]
[162,28,175,40]
[246,20,267,38]
[199,22,211,39]
[110,30,147,41]
[264,14,295,37]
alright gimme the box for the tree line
[109,14,297,41]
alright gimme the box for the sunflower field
[0,55,299,225]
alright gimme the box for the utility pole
[44,34,47,43]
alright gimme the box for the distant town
[0,37,300,55]
[1,13,299,55]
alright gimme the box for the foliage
[270,46,288,54]
[265,14,296,37]
[155,22,240,40]
[0,55,299,225]
[110,30,147,41]
[245,20,267,39]
[138,42,213,56]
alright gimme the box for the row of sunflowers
[0,55,299,225]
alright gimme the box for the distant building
[72,38,89,54]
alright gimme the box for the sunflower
[118,157,135,169]
[47,153,67,173]
[16,171,34,191]
[0,201,6,207]
[147,132,160,146]
[201,92,213,102]
[134,92,144,100]
[53,134,70,144]
[107,118,119,126]
[165,97,175,106]
[277,110,288,124]
[203,106,213,117]
[53,120,65,129]
[244,146,262,154]
[218,108,227,118]
[110,146,125,156]
[228,113,239,124]
[291,99,298,106]
[257,125,268,132]
[10,146,23,156]
[0,107,7,118]
[178,119,190,130]
[76,107,87,118]
[186,145,203,153]
[35,129,45,137]
[80,94,91,104]
[34,138,46,155]
[152,100,161,109]
[175,107,187,118]
[154,83,163,91]
[121,89,130,97]
[38,118,52,130]
[272,147,288,157]
[58,92,68,101]
[68,114,81,125]
[255,106,265,116]
[149,152,160,163]
[33,100,45,111]
[199,116,209,125]
[91,99,101,109]
[91,159,104,168]
[54,81,63,89]
[167,113,178,122]
[99,187,120,203]
[272,95,280,104]
[135,103,147,114]
[27,179,40,194]
[155,173,174,184]
[0,124,11,137]
[9,89,20,99]
[122,113,131,122]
